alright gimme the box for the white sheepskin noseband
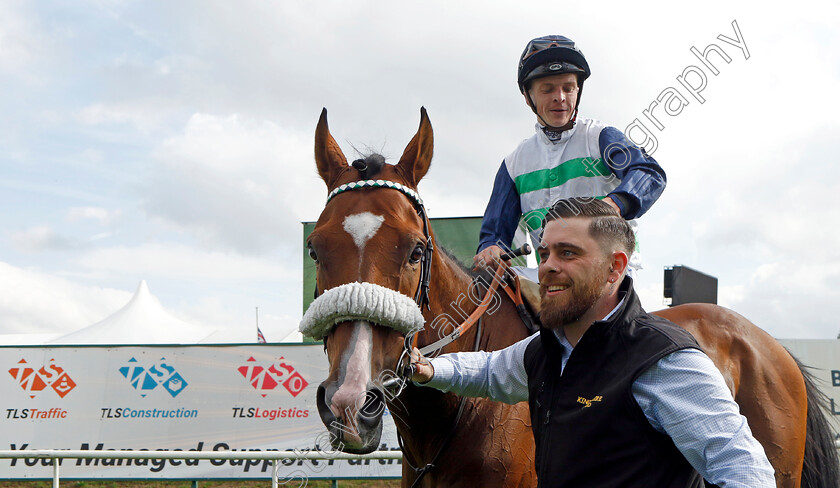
[299,282,425,340]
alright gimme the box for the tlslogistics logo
[119,357,188,398]
[8,359,77,399]
[238,356,308,397]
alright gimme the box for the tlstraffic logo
[8,358,77,399]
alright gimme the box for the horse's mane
[438,245,477,278]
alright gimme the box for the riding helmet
[517,35,591,93]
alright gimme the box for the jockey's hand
[410,347,434,384]
[473,245,504,271]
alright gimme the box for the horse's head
[301,108,434,453]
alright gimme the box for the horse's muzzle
[316,382,385,454]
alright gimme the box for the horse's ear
[396,107,433,188]
[314,108,348,188]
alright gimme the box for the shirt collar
[536,121,577,144]
[601,292,627,322]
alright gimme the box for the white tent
[0,333,63,345]
[49,281,214,345]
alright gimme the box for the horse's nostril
[316,384,338,425]
[358,388,385,427]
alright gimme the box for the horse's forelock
[351,154,386,179]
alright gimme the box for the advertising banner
[4,340,835,480]
[0,344,401,480]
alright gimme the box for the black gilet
[524,277,704,488]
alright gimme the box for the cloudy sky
[2,0,838,342]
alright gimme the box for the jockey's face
[525,73,579,128]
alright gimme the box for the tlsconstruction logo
[238,357,308,397]
[8,359,77,399]
[119,357,188,398]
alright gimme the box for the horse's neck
[429,250,475,310]
[420,250,482,347]
[424,250,529,352]
[391,382,464,460]
[393,250,531,475]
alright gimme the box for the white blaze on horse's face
[343,212,385,273]
[328,320,373,445]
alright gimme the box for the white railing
[0,449,404,488]
[3,444,838,487]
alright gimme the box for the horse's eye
[308,244,318,263]
[409,244,425,264]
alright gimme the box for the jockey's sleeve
[477,161,522,253]
[599,127,667,219]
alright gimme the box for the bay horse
[301,108,839,487]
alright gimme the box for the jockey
[474,35,666,279]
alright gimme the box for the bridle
[322,178,532,382]
[318,178,533,487]
[325,179,434,309]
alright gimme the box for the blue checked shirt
[423,301,776,487]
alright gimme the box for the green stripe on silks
[514,157,611,195]
[522,208,550,234]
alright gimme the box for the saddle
[518,276,542,315]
